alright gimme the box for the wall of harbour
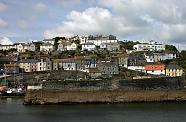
[24,76,186,104]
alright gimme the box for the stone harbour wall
[24,76,186,104]
[24,89,186,104]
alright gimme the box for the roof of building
[4,64,19,67]
[18,59,38,63]
[0,56,14,62]
[145,62,165,66]
[89,68,101,73]
[81,42,95,45]
[43,39,55,42]
[166,64,182,70]
[41,42,54,46]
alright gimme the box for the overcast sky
[0,0,186,50]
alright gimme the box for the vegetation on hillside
[119,40,140,50]
[165,45,178,52]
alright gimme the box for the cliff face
[24,89,186,104]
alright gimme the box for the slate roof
[166,64,182,70]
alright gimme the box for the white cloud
[0,18,8,28]
[0,37,13,45]
[17,20,29,29]
[44,7,145,39]
[44,0,186,48]
[34,2,47,13]
[0,2,7,12]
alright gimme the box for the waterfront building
[61,58,77,71]
[127,66,145,72]
[4,64,19,74]
[128,53,146,66]
[76,56,97,72]
[118,55,128,68]
[37,58,52,71]
[18,59,38,72]
[0,56,15,74]
[52,59,64,70]
[88,68,102,79]
[97,60,119,76]
[145,63,165,75]
[166,64,183,77]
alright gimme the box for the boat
[1,87,25,97]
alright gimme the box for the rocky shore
[24,89,186,104]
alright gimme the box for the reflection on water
[0,98,186,122]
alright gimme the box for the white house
[0,45,16,51]
[145,63,165,75]
[154,51,177,62]
[66,42,77,51]
[127,66,145,72]
[18,59,38,72]
[42,39,55,45]
[133,41,165,52]
[61,58,77,71]
[40,43,54,52]
[14,43,29,52]
[79,36,88,44]
[165,51,177,60]
[57,43,64,52]
[118,56,128,68]
[86,35,118,46]
[144,53,154,62]
[37,58,52,71]
[27,43,36,52]
[100,43,107,49]
[81,42,96,51]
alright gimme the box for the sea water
[0,98,186,122]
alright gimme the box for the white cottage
[81,42,96,51]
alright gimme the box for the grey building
[4,64,19,74]
[97,60,119,76]
[0,56,15,74]
[128,53,146,66]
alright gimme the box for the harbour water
[0,98,186,122]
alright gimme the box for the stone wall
[42,76,184,90]
[24,89,186,104]
[24,76,186,104]
[119,77,184,90]
[42,80,112,90]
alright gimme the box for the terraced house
[166,64,183,77]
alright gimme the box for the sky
[0,0,186,50]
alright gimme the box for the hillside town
[0,35,184,81]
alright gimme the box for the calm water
[0,98,186,122]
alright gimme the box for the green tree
[33,41,42,51]
[119,40,140,50]
[178,50,186,70]
[165,45,178,52]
